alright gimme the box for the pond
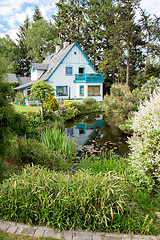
[65,114,130,156]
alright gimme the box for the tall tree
[33,6,43,22]
[17,15,31,76]
[25,19,58,63]
[140,10,160,78]
[53,0,87,45]
[0,35,22,75]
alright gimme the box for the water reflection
[65,114,129,156]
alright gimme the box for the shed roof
[7,74,18,83]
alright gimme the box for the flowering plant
[141,76,160,95]
[128,88,160,192]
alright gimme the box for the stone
[7,225,18,234]
[92,232,105,240]
[72,231,93,240]
[19,227,35,236]
[63,230,74,240]
[0,222,10,231]
[132,235,157,240]
[44,230,62,239]
[34,228,45,237]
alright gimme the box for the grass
[40,127,76,163]
[0,230,57,240]
[13,105,41,113]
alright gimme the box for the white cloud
[140,0,160,16]
[0,24,4,29]
[0,0,57,41]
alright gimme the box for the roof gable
[40,42,97,81]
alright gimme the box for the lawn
[13,105,41,113]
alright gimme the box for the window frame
[56,86,68,96]
[78,67,85,74]
[79,85,84,96]
[88,85,101,96]
[65,66,73,76]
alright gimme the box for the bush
[128,89,160,192]
[7,137,70,171]
[0,165,128,231]
[83,97,96,107]
[141,77,160,95]
[44,94,59,111]
[103,84,142,132]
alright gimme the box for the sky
[0,0,160,42]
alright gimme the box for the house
[6,73,30,85]
[15,41,104,104]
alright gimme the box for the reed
[40,127,76,163]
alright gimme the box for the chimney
[56,44,60,53]
[63,41,70,48]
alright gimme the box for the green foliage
[15,94,25,105]
[0,81,28,156]
[128,89,160,192]
[83,97,96,107]
[30,81,54,117]
[80,152,128,176]
[57,100,82,120]
[0,165,128,231]
[40,127,76,163]
[0,56,8,80]
[103,84,143,131]
[44,94,59,111]
[26,19,58,63]
[141,76,160,95]
[0,35,22,75]
[17,15,31,76]
[25,111,43,128]
[30,81,54,102]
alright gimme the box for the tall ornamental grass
[128,89,160,192]
[0,165,128,231]
[40,127,76,163]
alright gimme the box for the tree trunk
[126,43,130,85]
[41,101,44,118]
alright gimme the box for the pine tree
[17,15,31,76]
[26,19,58,63]
[140,10,160,79]
[33,6,43,22]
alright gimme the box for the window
[66,67,72,75]
[79,67,85,74]
[79,128,85,135]
[88,86,100,96]
[80,86,84,96]
[56,86,68,96]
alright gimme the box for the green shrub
[83,97,96,107]
[44,94,59,111]
[103,84,142,131]
[25,111,43,128]
[7,137,70,171]
[0,165,128,231]
[128,89,160,192]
